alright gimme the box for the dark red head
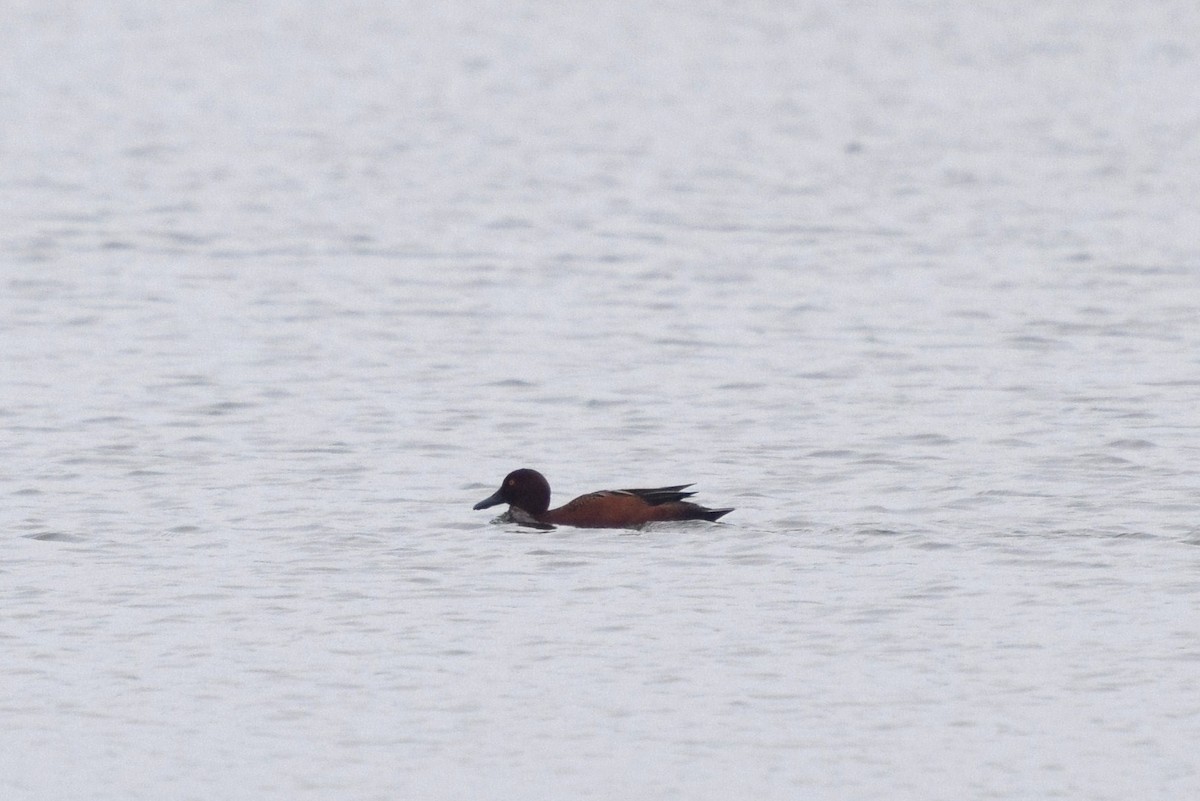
[473,468,552,516]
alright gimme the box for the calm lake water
[4,2,1200,799]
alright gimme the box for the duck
[473,468,733,529]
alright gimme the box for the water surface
[3,3,1199,799]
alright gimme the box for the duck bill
[473,489,505,510]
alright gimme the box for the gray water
[4,2,1200,799]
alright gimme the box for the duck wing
[614,484,696,506]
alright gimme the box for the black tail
[697,507,734,522]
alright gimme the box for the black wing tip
[623,485,732,518]
[623,483,694,493]
[623,484,697,506]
